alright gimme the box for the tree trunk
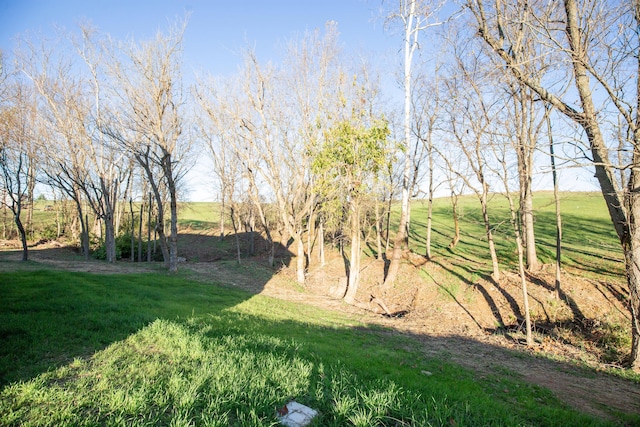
[169,184,178,272]
[318,218,325,267]
[625,140,640,371]
[100,177,117,263]
[627,0,640,371]
[14,210,28,262]
[481,191,500,281]
[147,194,152,263]
[295,231,305,285]
[547,106,562,298]
[72,196,90,260]
[515,86,539,272]
[1,188,7,239]
[139,158,170,269]
[383,0,417,290]
[156,210,170,269]
[230,205,242,265]
[385,193,392,253]
[307,207,315,261]
[219,193,225,241]
[625,225,640,371]
[344,200,361,304]
[507,191,533,345]
[521,187,538,271]
[129,198,135,262]
[56,202,61,240]
[249,189,275,266]
[26,168,36,240]
[138,202,143,262]
[425,193,434,259]
[449,191,460,249]
[375,198,383,260]
[247,211,255,256]
[104,213,116,263]
[517,221,533,346]
[83,214,89,260]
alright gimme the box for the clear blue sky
[0,0,397,76]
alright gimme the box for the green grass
[176,192,625,284]
[0,268,628,426]
[23,193,625,285]
[407,192,624,281]
[178,202,219,231]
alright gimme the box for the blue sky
[0,0,397,76]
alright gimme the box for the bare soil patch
[2,235,639,422]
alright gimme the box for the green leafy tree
[313,118,389,304]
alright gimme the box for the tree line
[0,0,639,371]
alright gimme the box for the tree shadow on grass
[426,257,633,362]
[0,232,293,386]
[1,267,639,425]
[431,259,523,329]
[2,233,640,425]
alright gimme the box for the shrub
[93,233,130,260]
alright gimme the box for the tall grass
[0,268,627,426]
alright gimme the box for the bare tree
[241,51,313,283]
[503,80,542,271]
[491,126,534,346]
[193,76,240,244]
[17,30,133,262]
[102,22,190,272]
[223,25,349,284]
[0,76,36,261]
[441,42,503,280]
[195,74,281,266]
[194,81,249,264]
[413,68,444,259]
[438,144,466,249]
[489,16,559,272]
[467,0,640,370]
[383,0,452,288]
[545,104,563,298]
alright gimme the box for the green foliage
[93,233,133,260]
[0,268,630,426]
[40,223,59,241]
[312,118,390,198]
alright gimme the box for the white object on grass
[278,401,318,427]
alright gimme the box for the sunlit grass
[0,268,626,426]
[405,191,624,281]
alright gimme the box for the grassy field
[18,191,623,280]
[404,191,623,281]
[0,268,628,426]
[175,191,624,280]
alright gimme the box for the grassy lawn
[406,192,624,281]
[0,268,627,426]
